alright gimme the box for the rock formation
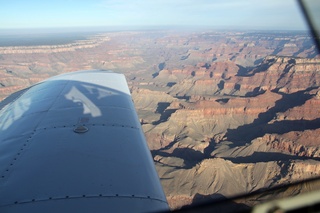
[0,30,319,209]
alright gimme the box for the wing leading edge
[0,70,168,212]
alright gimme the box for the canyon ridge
[0,30,319,209]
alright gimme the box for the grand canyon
[0,30,319,209]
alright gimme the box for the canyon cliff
[0,30,319,209]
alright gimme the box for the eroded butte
[0,30,319,209]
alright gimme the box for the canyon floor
[0,30,320,209]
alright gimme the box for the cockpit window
[0,0,319,211]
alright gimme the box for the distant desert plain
[0,29,320,209]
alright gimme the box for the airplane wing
[0,70,169,212]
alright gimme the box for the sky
[0,0,309,31]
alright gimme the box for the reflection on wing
[65,86,102,117]
[0,96,31,130]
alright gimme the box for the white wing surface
[0,70,168,212]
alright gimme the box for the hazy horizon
[0,27,312,47]
[0,25,311,36]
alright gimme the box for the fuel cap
[74,125,89,133]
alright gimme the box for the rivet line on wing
[5,194,168,206]
[1,130,37,181]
